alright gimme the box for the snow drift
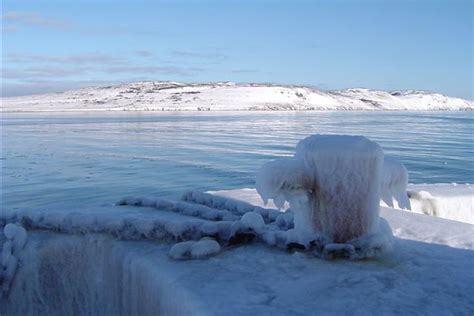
[407,183,474,224]
[2,81,473,112]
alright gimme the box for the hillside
[2,81,473,112]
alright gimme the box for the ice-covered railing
[257,135,396,258]
[0,190,296,256]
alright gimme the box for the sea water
[1,111,472,210]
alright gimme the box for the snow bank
[407,183,473,224]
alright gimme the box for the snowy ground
[2,81,473,112]
[1,187,473,315]
[407,183,474,224]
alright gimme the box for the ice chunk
[381,158,411,209]
[4,223,17,240]
[169,239,221,260]
[190,239,221,259]
[169,241,195,260]
[240,212,265,231]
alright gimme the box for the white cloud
[1,11,70,31]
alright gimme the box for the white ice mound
[169,238,221,260]
[381,158,411,210]
[240,212,265,231]
[3,224,18,240]
[256,134,392,257]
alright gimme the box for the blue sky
[1,0,472,98]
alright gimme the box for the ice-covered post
[294,135,383,243]
[257,135,385,245]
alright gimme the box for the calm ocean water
[1,111,473,210]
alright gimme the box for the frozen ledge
[2,232,206,315]
[1,188,473,314]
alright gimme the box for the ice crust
[1,187,473,315]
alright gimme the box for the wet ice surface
[2,111,473,210]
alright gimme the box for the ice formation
[169,238,221,260]
[381,158,411,209]
[1,185,472,314]
[240,212,265,232]
[407,183,474,224]
[255,158,310,209]
[256,134,393,257]
[1,223,28,297]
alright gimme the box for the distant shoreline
[2,81,473,112]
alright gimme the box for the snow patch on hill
[2,81,472,112]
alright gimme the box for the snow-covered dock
[1,187,473,315]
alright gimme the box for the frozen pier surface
[1,188,474,315]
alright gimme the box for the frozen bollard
[257,134,386,246]
[294,135,384,243]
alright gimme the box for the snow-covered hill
[2,81,472,112]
